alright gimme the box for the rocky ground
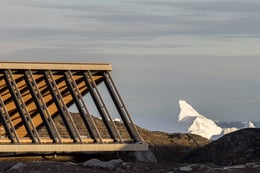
[1,127,260,172]
[2,158,260,173]
[1,113,260,173]
[186,128,260,165]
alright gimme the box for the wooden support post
[0,95,20,143]
[103,71,143,142]
[44,70,83,143]
[83,71,123,143]
[64,71,103,143]
[24,70,62,143]
[3,69,41,143]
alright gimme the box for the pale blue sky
[1,0,260,132]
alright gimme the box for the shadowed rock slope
[138,128,210,162]
[186,128,260,165]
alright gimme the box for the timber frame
[0,62,147,152]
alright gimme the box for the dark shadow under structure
[0,62,147,152]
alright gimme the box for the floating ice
[178,100,222,139]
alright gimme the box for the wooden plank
[0,62,112,71]
[0,143,148,152]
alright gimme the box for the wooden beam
[0,143,148,152]
[0,62,112,71]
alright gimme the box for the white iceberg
[178,100,222,139]
[223,127,238,135]
[243,121,256,128]
[177,100,257,140]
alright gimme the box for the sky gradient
[1,0,260,132]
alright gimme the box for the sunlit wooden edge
[0,62,112,71]
[0,143,148,152]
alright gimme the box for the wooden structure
[0,62,147,152]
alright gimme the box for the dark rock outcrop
[186,128,260,165]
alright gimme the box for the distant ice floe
[178,100,255,140]
[244,121,256,128]
[113,118,122,122]
[223,127,238,135]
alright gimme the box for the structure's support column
[103,71,143,142]
[0,95,20,143]
[4,69,41,143]
[0,75,24,102]
[83,71,123,143]
[24,70,62,143]
[44,70,83,143]
[64,71,103,143]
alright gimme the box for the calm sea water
[216,121,260,129]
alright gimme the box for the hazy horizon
[1,0,260,132]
